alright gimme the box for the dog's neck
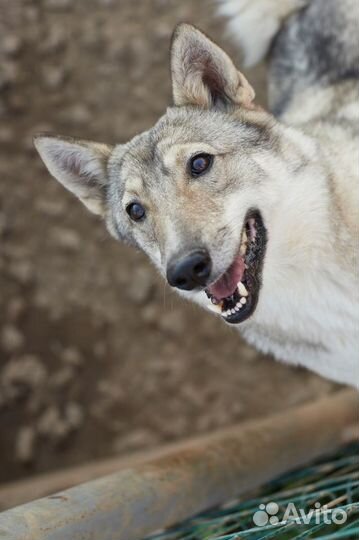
[253,124,334,273]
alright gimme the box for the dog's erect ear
[34,135,113,216]
[171,23,255,109]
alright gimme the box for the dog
[34,0,358,387]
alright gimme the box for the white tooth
[231,308,236,314]
[235,306,240,312]
[207,303,222,314]
[240,231,248,256]
[240,297,247,305]
[237,282,248,297]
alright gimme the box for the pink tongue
[208,256,245,300]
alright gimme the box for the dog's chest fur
[242,261,358,385]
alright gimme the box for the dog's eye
[126,202,146,222]
[189,153,213,177]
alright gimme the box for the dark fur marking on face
[145,132,172,178]
[152,145,171,177]
[235,119,278,152]
[251,124,275,148]
[113,219,128,242]
[215,226,231,245]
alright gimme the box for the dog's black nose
[167,250,212,291]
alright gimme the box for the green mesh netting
[146,444,359,540]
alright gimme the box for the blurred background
[0,0,336,486]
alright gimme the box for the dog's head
[34,24,306,324]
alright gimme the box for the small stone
[65,402,84,429]
[2,35,22,57]
[63,104,92,125]
[35,197,66,217]
[112,428,158,453]
[37,406,69,440]
[42,66,67,90]
[52,227,81,251]
[81,21,103,51]
[33,290,51,310]
[61,347,83,367]
[50,367,74,388]
[24,6,39,23]
[15,426,36,463]
[8,260,34,284]
[126,266,154,304]
[97,380,123,401]
[1,355,47,400]
[37,403,83,441]
[158,309,187,336]
[40,27,66,54]
[1,324,24,353]
[141,304,159,324]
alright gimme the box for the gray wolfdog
[34,0,358,386]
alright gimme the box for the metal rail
[0,390,357,540]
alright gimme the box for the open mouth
[205,211,267,324]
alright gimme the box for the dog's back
[269,0,359,115]
[219,0,359,116]
[271,0,359,245]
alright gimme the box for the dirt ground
[0,0,337,487]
